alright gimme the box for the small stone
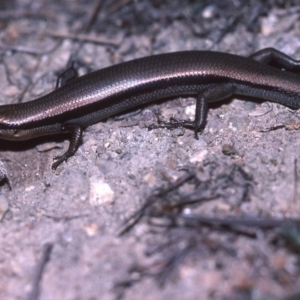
[222,144,236,156]
[189,149,208,164]
[4,85,20,97]
[202,4,218,19]
[143,172,156,186]
[84,223,99,237]
[89,178,114,206]
[172,127,185,136]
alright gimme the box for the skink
[1,48,300,169]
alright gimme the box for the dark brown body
[0,48,299,168]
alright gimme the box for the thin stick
[43,30,121,46]
[177,214,300,229]
[26,243,53,300]
[83,0,104,33]
[0,44,59,55]
[0,10,55,20]
[294,158,298,205]
[106,0,133,14]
